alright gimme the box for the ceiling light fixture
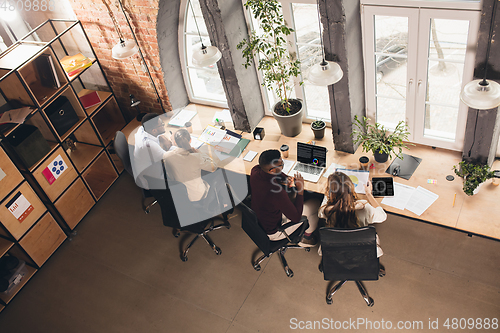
[460,0,500,110]
[307,0,343,86]
[189,0,222,67]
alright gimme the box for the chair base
[178,213,231,261]
[253,244,310,278]
[142,198,157,214]
[326,280,374,307]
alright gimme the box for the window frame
[178,0,228,109]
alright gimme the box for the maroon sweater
[250,165,304,234]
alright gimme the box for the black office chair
[239,202,310,278]
[145,164,234,261]
[319,226,382,306]
[113,131,157,214]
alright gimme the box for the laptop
[290,142,327,183]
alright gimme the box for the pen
[452,193,456,207]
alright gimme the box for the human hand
[286,176,295,188]
[364,180,373,195]
[294,172,304,194]
[159,135,172,151]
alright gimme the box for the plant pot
[311,122,326,139]
[272,99,303,137]
[373,151,389,163]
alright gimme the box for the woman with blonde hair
[318,171,386,257]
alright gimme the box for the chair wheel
[286,268,294,278]
[318,263,323,273]
[144,208,150,214]
[326,297,332,305]
[305,248,310,252]
[181,256,188,262]
[379,269,386,277]
[367,297,374,307]
[225,222,231,229]
[253,264,261,271]
[172,229,180,238]
[214,246,222,255]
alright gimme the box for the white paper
[381,182,416,210]
[214,133,240,154]
[243,150,258,162]
[190,136,204,149]
[198,125,226,146]
[282,159,296,175]
[322,163,346,178]
[405,186,439,216]
[212,109,232,123]
[0,167,6,182]
[168,109,197,127]
[337,169,370,194]
[0,106,33,124]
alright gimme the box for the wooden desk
[125,104,500,240]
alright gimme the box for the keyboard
[293,163,323,175]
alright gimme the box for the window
[180,0,227,107]
[243,0,331,123]
[362,1,481,151]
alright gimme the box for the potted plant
[237,0,303,137]
[311,119,326,139]
[453,161,495,196]
[351,115,413,163]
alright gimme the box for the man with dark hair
[132,113,173,189]
[250,149,320,247]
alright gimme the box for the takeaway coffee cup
[280,144,289,158]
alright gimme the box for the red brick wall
[68,0,171,117]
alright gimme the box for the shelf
[67,58,96,82]
[0,146,24,202]
[91,97,125,146]
[107,141,124,174]
[0,264,37,304]
[0,181,47,240]
[54,178,94,230]
[66,143,102,173]
[0,43,44,70]
[0,237,15,257]
[82,151,118,200]
[0,69,37,107]
[32,147,78,202]
[19,212,66,266]
[76,89,112,116]
[41,87,87,141]
[18,48,68,106]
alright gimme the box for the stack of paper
[212,109,232,123]
[382,183,438,216]
[60,53,92,77]
[168,109,197,127]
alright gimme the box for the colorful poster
[42,154,67,185]
[6,191,33,223]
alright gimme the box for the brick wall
[68,0,171,117]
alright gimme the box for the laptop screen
[297,142,327,167]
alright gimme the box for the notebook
[291,142,327,183]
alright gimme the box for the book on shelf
[79,91,102,109]
[60,53,92,78]
[0,107,33,125]
[34,54,60,89]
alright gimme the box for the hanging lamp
[189,0,222,67]
[112,39,139,59]
[460,0,500,110]
[307,0,343,86]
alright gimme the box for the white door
[362,5,480,151]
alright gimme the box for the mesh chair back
[240,202,271,255]
[113,131,133,176]
[320,226,379,281]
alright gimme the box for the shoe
[298,234,318,247]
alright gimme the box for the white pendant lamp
[308,60,343,86]
[189,0,222,68]
[307,0,343,86]
[112,38,139,59]
[192,45,222,67]
[460,0,500,110]
[460,79,500,110]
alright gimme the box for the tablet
[371,177,394,197]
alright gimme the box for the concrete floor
[0,174,498,332]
